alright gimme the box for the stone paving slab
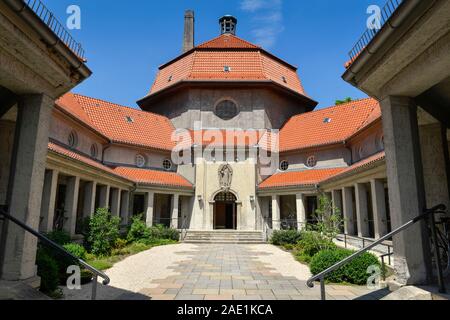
[63,243,388,300]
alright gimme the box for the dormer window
[168,75,173,82]
[224,66,231,72]
[282,76,287,83]
[323,118,332,124]
[125,116,134,123]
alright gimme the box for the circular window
[68,130,78,148]
[280,160,289,171]
[215,100,239,120]
[163,159,173,171]
[306,156,317,168]
[90,144,98,158]
[135,154,146,168]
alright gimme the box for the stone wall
[0,120,15,206]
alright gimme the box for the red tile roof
[147,34,307,98]
[114,167,193,189]
[279,98,381,152]
[56,94,176,152]
[259,168,346,189]
[48,142,129,181]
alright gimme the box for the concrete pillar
[381,96,430,285]
[342,187,356,235]
[64,176,80,236]
[120,190,130,225]
[1,94,53,281]
[371,179,388,239]
[419,123,450,210]
[98,185,110,209]
[272,195,280,230]
[171,194,179,229]
[83,181,97,217]
[296,194,306,230]
[110,188,121,217]
[355,183,370,238]
[39,169,59,233]
[331,190,343,216]
[145,192,155,227]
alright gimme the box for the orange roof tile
[146,34,307,99]
[63,94,176,152]
[259,168,346,189]
[48,142,130,181]
[280,98,381,152]
[114,167,193,189]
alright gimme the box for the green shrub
[114,238,128,249]
[36,250,59,294]
[63,243,87,261]
[296,231,336,258]
[87,208,121,256]
[148,224,180,241]
[310,249,380,285]
[127,215,150,243]
[45,230,71,246]
[270,230,303,246]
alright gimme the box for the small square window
[125,116,134,123]
[168,75,173,82]
[323,118,332,124]
[224,66,231,72]
[282,76,287,83]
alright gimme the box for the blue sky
[45,0,385,109]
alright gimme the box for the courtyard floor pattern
[63,243,389,300]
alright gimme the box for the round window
[280,160,289,171]
[215,100,238,120]
[163,159,173,171]
[135,154,146,168]
[90,144,98,158]
[306,156,317,168]
[68,130,78,148]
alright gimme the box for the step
[182,231,266,244]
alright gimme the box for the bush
[45,230,71,246]
[270,230,303,246]
[114,238,128,249]
[63,243,87,261]
[127,215,150,243]
[310,249,380,285]
[36,250,59,294]
[87,208,121,257]
[148,225,180,242]
[296,231,336,258]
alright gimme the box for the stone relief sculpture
[218,164,233,190]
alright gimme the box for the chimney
[183,10,195,53]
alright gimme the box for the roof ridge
[196,34,260,49]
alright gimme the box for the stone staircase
[183,230,266,244]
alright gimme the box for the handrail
[0,208,110,300]
[306,204,447,300]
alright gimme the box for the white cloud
[240,0,284,49]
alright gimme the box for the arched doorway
[214,192,237,230]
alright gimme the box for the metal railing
[0,208,109,300]
[24,0,85,60]
[348,0,403,63]
[307,204,448,300]
[340,233,393,259]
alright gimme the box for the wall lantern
[250,195,255,203]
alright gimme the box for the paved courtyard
[63,243,389,300]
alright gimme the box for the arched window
[215,192,237,203]
[68,130,78,148]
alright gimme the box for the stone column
[171,194,179,229]
[371,179,388,239]
[272,195,281,230]
[1,94,53,281]
[64,176,80,236]
[120,190,130,225]
[381,96,430,285]
[419,123,450,210]
[98,185,110,209]
[342,187,356,235]
[110,188,121,217]
[39,169,59,233]
[355,183,370,238]
[83,181,97,217]
[145,192,155,227]
[332,190,344,233]
[296,194,306,230]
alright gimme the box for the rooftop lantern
[219,15,237,35]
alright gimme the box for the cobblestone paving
[137,244,387,301]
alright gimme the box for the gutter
[4,0,91,79]
[343,0,422,84]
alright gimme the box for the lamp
[250,195,255,203]
[197,195,203,202]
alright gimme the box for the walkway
[63,243,388,300]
